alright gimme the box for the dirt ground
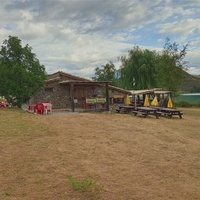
[0,107,200,200]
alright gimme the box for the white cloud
[0,28,12,37]
[187,67,200,75]
[20,10,33,20]
[157,19,200,37]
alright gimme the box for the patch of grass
[3,191,11,197]
[68,175,81,191]
[68,175,104,199]
[68,175,93,192]
[0,108,55,140]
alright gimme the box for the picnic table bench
[133,107,159,118]
[116,105,135,114]
[151,107,183,118]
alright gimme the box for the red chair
[4,100,8,107]
[34,103,44,114]
[28,104,35,111]
[43,102,52,114]
[82,100,87,109]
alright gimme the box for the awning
[130,89,171,95]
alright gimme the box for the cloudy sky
[0,0,200,79]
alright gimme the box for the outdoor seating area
[133,106,160,118]
[28,102,53,115]
[115,89,183,119]
[150,107,183,118]
[115,105,135,113]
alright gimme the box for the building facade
[30,71,131,110]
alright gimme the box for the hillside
[180,71,200,93]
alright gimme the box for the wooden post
[70,83,75,112]
[134,94,137,108]
[105,82,109,111]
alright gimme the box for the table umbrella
[125,95,131,105]
[151,96,158,106]
[167,96,173,108]
[144,95,150,107]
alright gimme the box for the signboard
[114,95,124,98]
[86,98,106,104]
[86,99,96,104]
[96,98,106,103]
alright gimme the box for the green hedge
[0,98,5,102]
[174,100,200,108]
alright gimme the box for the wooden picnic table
[116,105,135,113]
[151,107,183,118]
[133,106,159,118]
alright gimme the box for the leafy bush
[194,101,200,107]
[0,97,5,102]
[174,100,192,108]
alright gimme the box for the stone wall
[30,81,70,109]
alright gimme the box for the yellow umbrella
[151,96,158,106]
[125,95,131,105]
[167,96,173,108]
[144,95,150,107]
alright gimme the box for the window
[113,97,124,104]
[45,87,53,92]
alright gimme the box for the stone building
[30,71,131,111]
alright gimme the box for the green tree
[120,46,157,90]
[92,61,119,86]
[155,38,188,94]
[0,36,47,107]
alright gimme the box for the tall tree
[92,61,119,86]
[0,36,47,107]
[120,46,157,90]
[155,38,188,94]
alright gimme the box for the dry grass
[0,107,200,200]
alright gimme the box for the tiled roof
[48,71,91,82]
[47,71,131,94]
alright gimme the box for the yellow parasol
[144,95,150,107]
[125,95,131,105]
[151,96,158,106]
[167,96,173,108]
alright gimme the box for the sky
[0,0,200,79]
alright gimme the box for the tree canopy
[155,38,188,94]
[93,38,188,94]
[92,61,120,87]
[0,36,47,107]
[120,46,157,90]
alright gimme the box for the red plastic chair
[34,104,44,114]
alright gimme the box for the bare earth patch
[0,108,200,200]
